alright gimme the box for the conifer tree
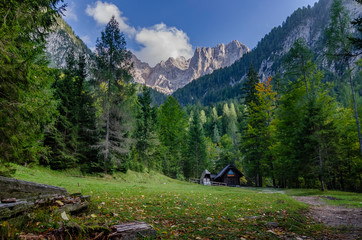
[0,0,65,175]
[94,16,133,173]
[243,64,259,106]
[325,0,362,155]
[158,96,187,177]
[185,111,208,178]
[134,86,159,171]
[242,77,276,187]
[283,38,314,96]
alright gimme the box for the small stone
[1,198,16,203]
[206,217,213,221]
[267,222,279,227]
[61,211,69,221]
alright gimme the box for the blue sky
[62,0,319,66]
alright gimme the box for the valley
[1,0,362,239]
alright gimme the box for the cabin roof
[214,164,243,180]
[203,169,211,175]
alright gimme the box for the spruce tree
[93,16,133,173]
[134,86,159,171]
[158,96,187,177]
[324,0,362,155]
[185,111,208,178]
[283,38,314,97]
[242,78,276,187]
[243,64,259,106]
[0,0,65,175]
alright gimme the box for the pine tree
[325,0,362,155]
[185,111,208,178]
[0,0,65,175]
[134,86,159,171]
[243,64,259,106]
[94,16,134,173]
[242,77,276,187]
[158,96,187,177]
[283,38,314,96]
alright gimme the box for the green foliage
[93,16,134,173]
[243,64,260,106]
[185,111,208,178]
[133,86,160,171]
[282,38,314,96]
[242,78,277,187]
[0,0,65,175]
[158,96,187,177]
[43,50,99,171]
[173,0,331,106]
[324,0,353,75]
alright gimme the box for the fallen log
[108,221,156,239]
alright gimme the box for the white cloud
[134,23,193,67]
[86,1,194,66]
[64,2,78,21]
[80,35,91,45]
[86,1,136,35]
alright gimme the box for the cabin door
[227,177,238,186]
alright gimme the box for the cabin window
[227,170,235,177]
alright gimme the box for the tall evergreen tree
[324,0,362,155]
[185,111,208,178]
[243,64,259,106]
[283,38,314,96]
[94,16,133,173]
[242,77,276,187]
[158,96,187,177]
[134,86,159,171]
[0,0,65,175]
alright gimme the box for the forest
[1,0,362,194]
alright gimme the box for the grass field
[2,166,361,239]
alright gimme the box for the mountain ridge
[172,0,362,106]
[131,40,250,94]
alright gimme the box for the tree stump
[108,221,156,239]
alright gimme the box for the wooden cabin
[212,164,243,186]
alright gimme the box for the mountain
[46,17,94,70]
[45,18,249,97]
[173,0,362,106]
[131,40,250,94]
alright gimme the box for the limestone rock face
[131,40,250,94]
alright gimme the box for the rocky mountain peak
[132,40,250,94]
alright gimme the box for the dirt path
[293,196,362,239]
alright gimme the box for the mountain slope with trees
[173,0,361,106]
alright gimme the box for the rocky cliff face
[131,40,250,94]
[46,17,94,70]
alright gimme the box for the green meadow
[1,166,361,239]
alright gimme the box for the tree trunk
[258,174,263,187]
[319,146,325,191]
[104,74,111,174]
[339,171,344,191]
[104,102,110,174]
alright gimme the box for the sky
[62,0,319,67]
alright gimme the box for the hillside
[173,0,361,105]
[46,17,94,69]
